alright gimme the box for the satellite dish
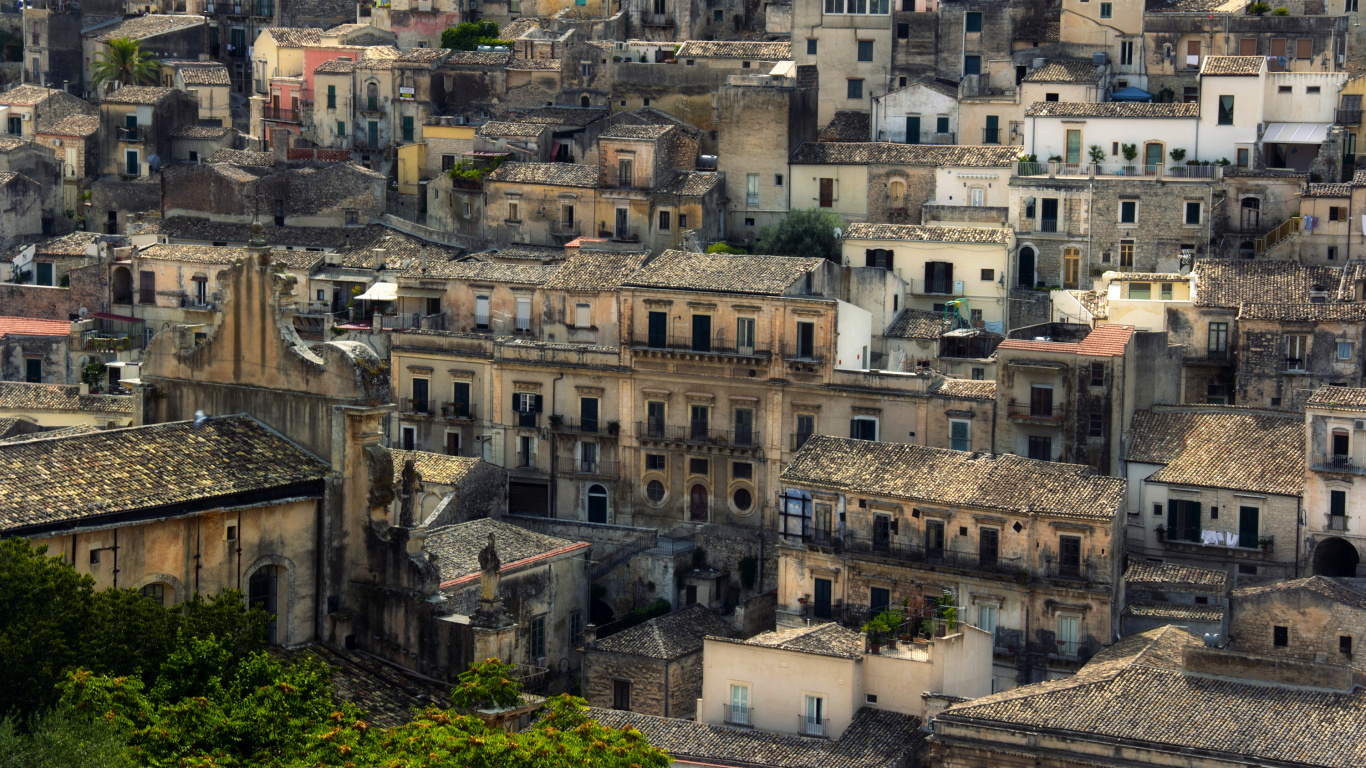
[78,307,88,318]
[833,227,843,239]
[147,154,163,172]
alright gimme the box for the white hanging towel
[1201,530,1219,546]
[1227,532,1240,548]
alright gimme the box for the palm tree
[89,37,161,92]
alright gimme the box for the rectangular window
[1099,1,1111,17]
[964,55,981,76]
[1090,362,1105,386]
[857,40,873,61]
[516,296,531,331]
[508,202,519,221]
[1185,202,1200,225]
[1057,615,1080,655]
[613,680,631,710]
[732,461,752,479]
[729,684,749,725]
[795,414,815,448]
[978,604,997,639]
[1089,412,1104,437]
[734,407,755,446]
[572,302,591,329]
[327,84,336,109]
[937,116,950,134]
[1059,535,1082,577]
[580,397,599,433]
[1168,499,1202,541]
[979,528,998,567]
[796,321,816,358]
[1129,282,1151,300]
[897,22,909,39]
[1339,342,1355,361]
[807,39,817,55]
[475,295,490,329]
[847,79,864,99]
[690,405,710,440]
[737,317,756,355]
[925,519,945,556]
[1120,40,1134,66]
[647,311,667,348]
[402,116,414,142]
[819,177,834,207]
[964,11,981,32]
[1218,96,1235,125]
[1120,200,1137,224]
[1028,435,1052,461]
[1287,334,1308,369]
[1296,38,1312,60]
[1209,322,1228,357]
[850,417,878,441]
[950,420,970,452]
[1332,206,1343,222]
[1119,240,1134,268]
[451,381,471,418]
[870,587,890,615]
[1066,129,1081,165]
[746,173,760,206]
[689,457,709,476]
[618,158,632,187]
[645,453,666,471]
[1274,626,1288,647]
[1029,385,1054,417]
[1161,283,1173,300]
[658,209,671,231]
[337,121,346,137]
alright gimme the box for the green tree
[0,703,131,768]
[89,38,161,90]
[755,208,845,263]
[440,21,511,51]
[0,539,95,720]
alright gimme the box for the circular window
[732,487,752,512]
[646,479,666,503]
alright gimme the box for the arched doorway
[112,266,132,303]
[249,566,281,645]
[1239,241,1255,259]
[689,484,708,522]
[580,94,590,107]
[587,484,608,524]
[1313,537,1360,577]
[1017,247,1036,288]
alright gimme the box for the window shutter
[513,392,521,412]
[924,262,934,289]
[534,394,544,413]
[1191,501,1202,536]
[1296,38,1311,59]
[850,419,859,438]
[944,262,953,288]
[1167,501,1178,534]
[866,249,876,267]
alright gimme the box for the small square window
[89,548,100,565]
[714,8,722,20]
[1210,506,1218,520]
[1278,85,1293,94]
[1154,503,1163,516]
[1091,362,1104,386]
[971,367,984,380]
[980,268,994,281]
[733,461,752,479]
[1099,1,1112,17]
[847,79,864,99]
[775,174,784,186]
[857,40,873,62]
[1195,595,1209,604]
[689,458,709,475]
[1120,200,1137,224]
[1308,86,1321,94]
[1341,635,1353,654]
[897,22,908,39]
[1339,342,1355,360]
[745,217,755,227]
[645,453,666,471]
[1273,626,1288,647]
[1331,206,1342,221]
[1239,563,1258,575]
[866,693,878,704]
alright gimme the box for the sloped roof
[1193,259,1341,308]
[387,449,484,487]
[0,381,131,412]
[995,324,1134,357]
[655,170,721,196]
[1232,576,1366,611]
[1307,386,1366,411]
[782,436,1125,520]
[1023,60,1100,84]
[592,604,739,660]
[820,110,871,142]
[933,378,998,401]
[1025,102,1198,118]
[1126,406,1304,496]
[422,518,585,585]
[485,161,598,188]
[264,27,325,47]
[624,249,824,296]
[844,222,1011,245]
[542,251,647,291]
[711,622,865,660]
[1124,561,1228,591]
[791,142,1020,167]
[675,40,792,59]
[884,308,953,340]
[86,14,205,42]
[0,317,73,339]
[1201,56,1264,76]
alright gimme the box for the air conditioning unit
[533,656,546,667]
[20,113,30,120]
[1354,419,1365,431]
[52,138,61,146]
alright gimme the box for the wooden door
[819,177,833,207]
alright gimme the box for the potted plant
[1088,144,1106,165]
[549,414,563,429]
[1121,143,1138,175]
[1155,524,1167,542]
[1259,536,1275,552]
[441,403,453,417]
[1169,148,1187,176]
[607,420,621,435]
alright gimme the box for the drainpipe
[548,371,565,518]
[1295,495,1303,579]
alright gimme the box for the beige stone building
[931,625,1366,768]
[0,381,134,429]
[170,62,233,125]
[699,620,992,738]
[776,435,1127,688]
[1123,406,1303,586]
[1229,576,1366,668]
[582,603,739,717]
[1303,387,1366,579]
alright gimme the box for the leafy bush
[706,242,748,254]
[1271,6,1290,14]
[755,208,845,263]
[1249,1,1271,13]
[440,21,511,51]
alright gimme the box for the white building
[872,79,960,144]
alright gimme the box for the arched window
[366,81,379,111]
[249,566,281,645]
[580,94,590,107]
[1018,246,1036,288]
[587,484,608,524]
[140,583,167,606]
[112,266,132,304]
[689,484,708,522]
[1239,240,1255,259]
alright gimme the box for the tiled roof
[477,121,546,137]
[938,626,1366,767]
[500,17,543,38]
[782,436,1125,520]
[1201,56,1264,76]
[423,518,584,585]
[208,148,275,166]
[0,419,25,440]
[323,23,374,36]
[0,317,71,338]
[387,449,484,487]
[1193,259,1340,308]
[592,604,739,660]
[173,125,232,139]
[507,58,561,70]
[933,378,998,401]
[790,142,1020,167]
[0,415,328,532]
[585,706,925,768]
[0,382,129,413]
[1124,602,1225,622]
[1232,576,1366,611]
[996,324,1134,357]
[87,14,205,42]
[102,86,177,105]
[177,64,230,85]
[1023,60,1100,84]
[0,138,24,152]
[514,107,608,126]
[1238,302,1366,322]
[599,124,672,139]
[1305,183,1353,197]
[136,243,241,264]
[0,424,100,445]
[1146,0,1249,12]
[145,216,352,249]
[674,41,792,60]
[542,252,647,291]
[1015,18,1061,43]
[395,47,452,65]
[487,243,563,261]
[1307,386,1366,411]
[1126,406,1304,496]
[1124,561,1228,590]
[655,170,721,196]
[0,85,59,106]
[1025,102,1199,118]
[624,249,823,296]
[714,622,865,659]
[37,114,100,138]
[271,644,449,729]
[32,231,104,256]
[885,308,953,340]
[265,27,325,47]
[819,110,871,142]
[844,222,1011,245]
[403,259,558,283]
[314,59,354,74]
[485,161,598,188]
[442,50,514,66]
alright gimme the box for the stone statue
[399,458,422,526]
[478,533,501,602]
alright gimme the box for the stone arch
[112,265,133,303]
[133,572,186,605]
[244,554,297,646]
[1017,243,1038,288]
[1313,537,1360,577]
[580,94,590,107]
[586,483,608,524]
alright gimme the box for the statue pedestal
[472,599,517,664]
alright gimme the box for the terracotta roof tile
[624,249,824,295]
[1127,406,1304,496]
[1193,259,1340,308]
[1124,561,1228,590]
[884,308,953,339]
[0,85,64,106]
[173,125,232,139]
[512,106,608,126]
[844,222,1011,244]
[0,424,100,445]
[485,161,598,188]
[674,41,792,59]
[791,142,1020,167]
[1201,56,1265,76]
[542,251,647,291]
[477,121,546,137]
[599,123,673,139]
[713,622,865,659]
[423,518,584,585]
[996,324,1134,357]
[1123,602,1226,621]
[86,14,205,42]
[388,449,484,486]
[1238,302,1366,321]
[591,604,739,659]
[1025,101,1199,118]
[0,317,73,338]
[782,436,1125,520]
[0,415,328,531]
[443,50,514,66]
[933,378,998,401]
[1232,575,1366,611]
[103,86,178,105]
[37,114,100,138]
[271,644,450,728]
[1023,60,1101,83]
[507,57,561,70]
[264,27,325,47]
[177,64,230,85]
[655,170,720,196]
[820,110,871,142]
[1305,183,1352,198]
[1308,386,1366,411]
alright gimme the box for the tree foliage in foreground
[440,21,512,51]
[755,208,845,263]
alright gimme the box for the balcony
[1284,357,1308,373]
[982,128,999,144]
[1038,218,1058,233]
[781,342,823,365]
[723,705,752,727]
[554,456,619,477]
[119,126,142,142]
[641,12,674,26]
[1007,403,1063,422]
[910,279,961,297]
[631,332,770,359]
[839,534,1023,576]
[799,715,825,738]
[1041,562,1096,582]
[515,451,539,469]
[1337,108,1362,125]
[1314,453,1366,475]
[1016,161,1220,181]
[262,106,300,122]
[439,402,476,420]
[635,421,761,452]
[551,416,619,436]
[402,398,434,416]
[549,221,580,238]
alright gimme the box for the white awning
[1262,122,1330,144]
[398,287,446,299]
[355,282,398,301]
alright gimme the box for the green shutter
[1333,491,1347,517]
[1167,502,1178,537]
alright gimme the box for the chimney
[372,248,385,270]
[583,623,598,646]
[271,127,289,165]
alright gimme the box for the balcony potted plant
[1121,143,1138,175]
[1259,535,1274,553]
[607,420,620,436]
[548,414,563,430]
[441,403,453,418]
[1155,524,1166,542]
